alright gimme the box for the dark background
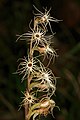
[0,0,80,120]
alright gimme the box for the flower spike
[16,5,60,120]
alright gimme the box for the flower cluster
[16,5,60,120]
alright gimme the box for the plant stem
[25,103,28,120]
[25,39,33,120]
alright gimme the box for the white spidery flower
[37,42,58,66]
[41,69,56,96]
[33,5,61,34]
[36,62,56,83]
[16,56,41,81]
[16,24,48,47]
[33,63,56,96]
[31,81,56,97]
[19,91,36,110]
[29,97,57,120]
[31,25,47,47]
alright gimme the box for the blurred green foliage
[0,0,80,120]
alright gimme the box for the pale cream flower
[28,98,56,120]
[33,5,61,34]
[16,56,41,81]
[16,25,48,47]
[37,42,58,66]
